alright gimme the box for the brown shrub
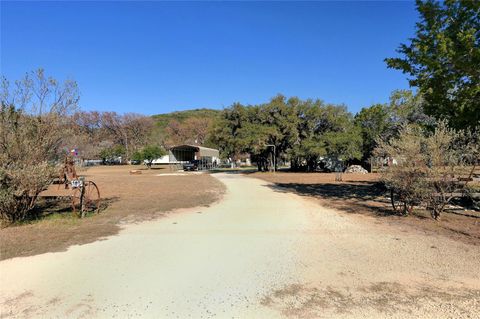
[375,121,479,218]
[0,69,79,224]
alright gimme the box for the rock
[344,165,368,174]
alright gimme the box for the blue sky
[1,1,417,115]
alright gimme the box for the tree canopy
[385,0,480,129]
[354,90,434,162]
[209,95,362,171]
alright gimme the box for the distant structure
[152,144,220,170]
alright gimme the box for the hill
[151,108,222,146]
[151,108,221,131]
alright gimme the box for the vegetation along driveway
[1,173,479,318]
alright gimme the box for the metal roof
[169,144,219,157]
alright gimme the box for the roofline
[169,144,218,152]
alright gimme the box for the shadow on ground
[266,181,394,217]
[28,196,120,222]
[245,171,480,246]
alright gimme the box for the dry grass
[247,171,480,246]
[0,165,225,260]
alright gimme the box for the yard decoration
[59,156,101,218]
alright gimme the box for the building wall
[151,155,170,164]
[152,146,220,166]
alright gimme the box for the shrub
[0,163,55,223]
[0,69,79,224]
[374,125,430,215]
[375,121,479,218]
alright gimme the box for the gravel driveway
[1,173,479,318]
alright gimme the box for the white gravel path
[1,173,479,318]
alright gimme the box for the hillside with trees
[151,109,221,147]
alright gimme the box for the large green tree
[257,95,299,170]
[385,0,480,129]
[208,103,247,161]
[209,96,300,171]
[291,100,362,171]
[319,107,362,163]
[235,96,299,171]
[290,99,327,171]
[355,90,434,162]
[355,104,390,161]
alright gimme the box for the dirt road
[1,173,479,318]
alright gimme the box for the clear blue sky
[1,1,417,115]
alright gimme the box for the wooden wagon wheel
[72,181,101,217]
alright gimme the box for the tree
[387,90,437,135]
[290,99,328,171]
[355,90,434,163]
[67,111,104,160]
[65,111,155,163]
[355,104,391,161]
[211,95,362,172]
[123,113,155,153]
[290,100,361,171]
[0,69,80,223]
[385,0,480,129]
[236,114,279,171]
[322,126,362,162]
[100,112,130,159]
[318,104,362,163]
[228,96,299,171]
[99,144,126,164]
[100,112,154,161]
[208,103,247,165]
[165,117,212,146]
[262,96,299,166]
[132,145,166,168]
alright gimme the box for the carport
[169,144,220,170]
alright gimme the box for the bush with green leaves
[132,145,166,168]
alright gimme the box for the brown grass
[247,171,480,246]
[0,165,225,260]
